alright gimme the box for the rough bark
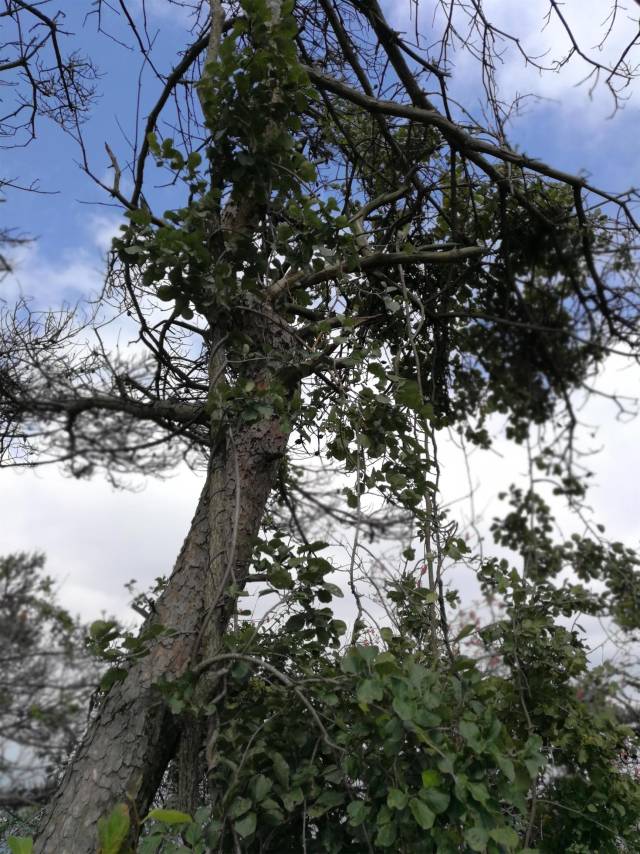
[34,309,296,852]
[33,479,211,852]
[172,413,291,812]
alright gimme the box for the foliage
[2,0,640,851]
[64,543,640,852]
[7,528,633,852]
[156,546,639,853]
[0,553,99,797]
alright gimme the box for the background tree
[0,2,97,300]
[0,0,96,145]
[1,0,640,851]
[0,554,99,822]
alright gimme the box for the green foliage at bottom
[130,561,640,853]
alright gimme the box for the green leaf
[454,624,476,642]
[272,752,290,787]
[237,150,255,166]
[156,285,176,301]
[308,789,345,817]
[250,773,272,802]
[459,719,481,746]
[194,805,212,824]
[282,786,304,812]
[90,619,119,640]
[186,151,202,170]
[420,788,450,814]
[421,769,441,789]
[260,797,285,823]
[340,649,361,674]
[496,755,515,782]
[168,696,184,714]
[409,797,435,830]
[97,803,130,854]
[357,677,384,705]
[316,790,345,808]
[269,566,294,589]
[489,826,520,850]
[380,626,394,643]
[387,788,408,810]
[100,667,128,691]
[304,540,330,552]
[234,811,257,839]
[254,403,274,419]
[323,765,343,784]
[146,132,160,154]
[396,380,423,411]
[322,581,344,598]
[8,839,34,854]
[374,823,397,847]
[392,696,415,721]
[347,800,368,826]
[465,826,490,851]
[229,797,252,819]
[231,660,250,681]
[467,781,490,806]
[331,618,347,636]
[145,808,193,825]
[373,651,397,673]
[285,612,306,633]
[357,641,381,666]
[437,754,455,775]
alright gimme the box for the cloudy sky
[1,0,639,628]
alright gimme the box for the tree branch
[267,245,486,300]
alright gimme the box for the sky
[1,0,640,632]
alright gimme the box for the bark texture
[34,480,210,852]
[34,396,291,851]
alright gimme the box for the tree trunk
[34,405,290,852]
[33,479,209,852]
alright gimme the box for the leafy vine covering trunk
[35,389,293,852]
[36,3,300,847]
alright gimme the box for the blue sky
[1,0,640,628]
[4,0,640,295]
[2,1,196,285]
[4,0,640,270]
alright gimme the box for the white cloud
[1,355,637,635]
[490,1,640,122]
[87,213,122,255]
[390,0,640,124]
[0,466,202,623]
[134,0,200,25]
[436,353,640,548]
[1,242,105,308]
[0,225,206,626]
[0,215,158,356]
[1,208,127,307]
[429,354,640,656]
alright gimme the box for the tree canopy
[1,1,640,852]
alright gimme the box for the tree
[1,0,640,850]
[0,554,99,816]
[0,1,97,278]
[0,0,96,144]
